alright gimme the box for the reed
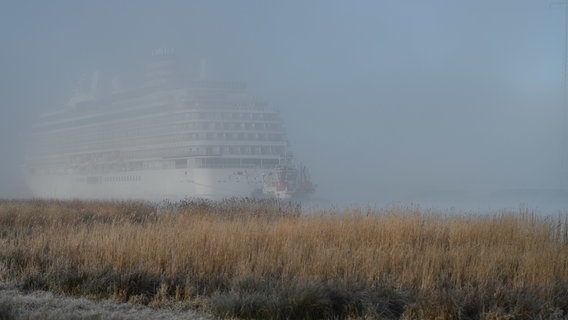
[0,199,566,319]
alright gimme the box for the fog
[1,1,568,211]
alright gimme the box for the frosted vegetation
[0,199,567,319]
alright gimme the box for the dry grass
[0,198,567,319]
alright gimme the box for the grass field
[0,198,567,319]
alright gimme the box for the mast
[562,1,568,189]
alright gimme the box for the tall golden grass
[0,199,567,319]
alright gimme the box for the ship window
[262,159,279,168]
[203,158,217,168]
[223,158,239,168]
[86,176,102,184]
[242,159,261,168]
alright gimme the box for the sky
[1,0,568,211]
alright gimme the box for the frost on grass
[0,284,214,320]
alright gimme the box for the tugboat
[260,153,315,199]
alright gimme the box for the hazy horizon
[2,1,568,212]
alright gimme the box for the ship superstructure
[24,50,314,200]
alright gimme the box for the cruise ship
[24,49,314,200]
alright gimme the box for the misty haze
[2,1,568,212]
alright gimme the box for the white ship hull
[26,167,271,201]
